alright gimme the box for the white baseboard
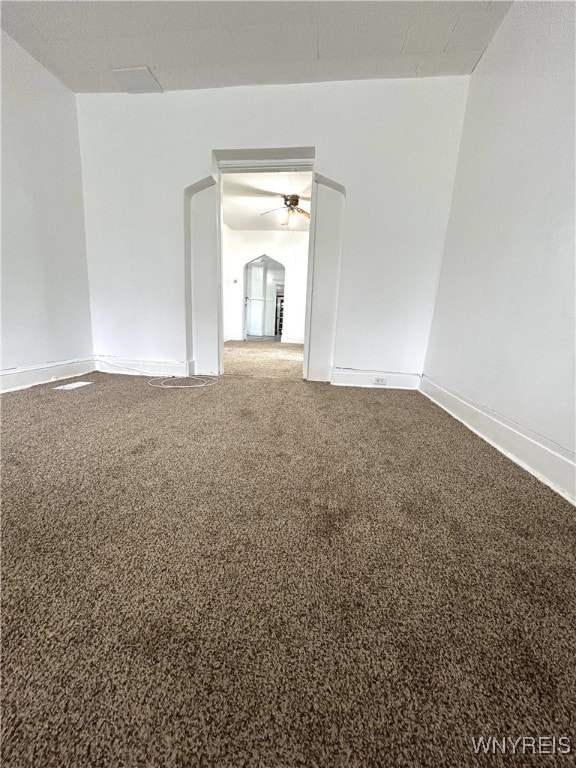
[420,377,575,505]
[1,356,189,392]
[330,368,420,389]
[0,358,95,393]
[94,356,188,377]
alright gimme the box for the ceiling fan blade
[295,207,311,219]
[260,207,285,216]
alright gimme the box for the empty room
[1,1,574,766]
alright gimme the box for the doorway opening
[244,256,285,340]
[220,170,312,380]
[185,149,345,381]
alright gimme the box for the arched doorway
[243,255,285,340]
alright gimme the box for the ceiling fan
[261,194,311,226]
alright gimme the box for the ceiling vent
[111,67,163,94]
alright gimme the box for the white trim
[215,150,318,379]
[314,173,347,196]
[419,377,576,505]
[184,175,219,376]
[302,178,317,380]
[0,358,95,393]
[303,173,345,382]
[185,176,221,376]
[213,147,315,174]
[216,179,224,375]
[218,160,316,173]
[94,356,187,377]
[330,368,420,389]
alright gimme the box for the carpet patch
[2,373,575,767]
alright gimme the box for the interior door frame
[215,148,315,375]
[185,148,345,379]
[184,174,220,376]
[302,173,347,380]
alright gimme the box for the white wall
[222,226,309,343]
[1,32,92,381]
[76,77,468,373]
[423,2,575,498]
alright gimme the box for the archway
[242,255,285,340]
[185,152,346,381]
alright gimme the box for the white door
[246,262,266,336]
[303,174,346,381]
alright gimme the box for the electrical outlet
[374,377,388,385]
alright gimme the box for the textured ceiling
[222,172,313,231]
[1,1,512,93]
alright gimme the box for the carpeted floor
[1,372,575,767]
[223,340,303,379]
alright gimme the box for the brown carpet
[1,372,575,767]
[223,340,303,379]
